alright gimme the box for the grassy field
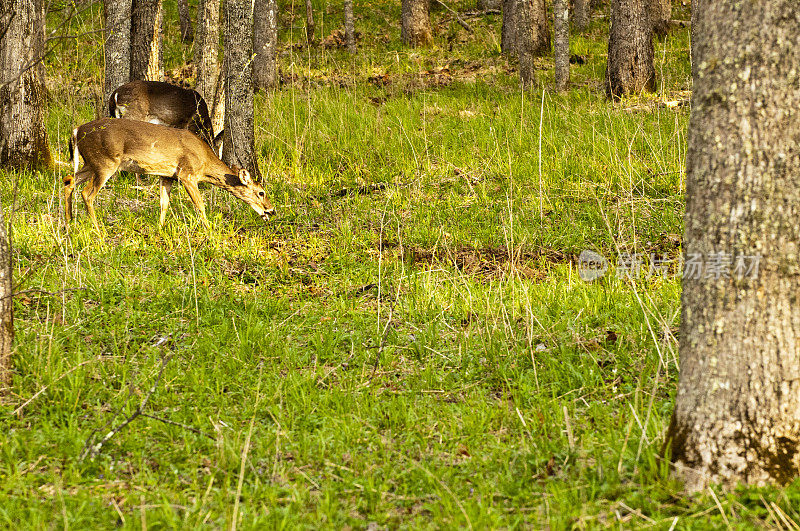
[2,0,800,528]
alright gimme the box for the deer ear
[238,168,251,185]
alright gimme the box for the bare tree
[401,0,433,47]
[344,0,356,53]
[667,0,800,492]
[554,0,569,90]
[501,0,516,54]
[516,0,550,89]
[178,0,194,42]
[130,0,163,81]
[478,0,501,9]
[605,0,654,99]
[573,0,589,31]
[223,0,260,179]
[0,199,11,388]
[648,0,670,35]
[305,0,315,45]
[253,0,279,90]
[103,0,132,110]
[195,0,223,135]
[0,0,52,169]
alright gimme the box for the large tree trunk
[103,0,132,110]
[666,0,800,492]
[223,0,260,180]
[647,0,670,35]
[401,0,433,47]
[553,0,569,90]
[195,0,223,136]
[344,0,356,53]
[573,0,589,31]
[130,0,163,81]
[604,0,654,99]
[0,0,52,170]
[501,0,516,54]
[516,0,550,89]
[178,0,195,42]
[253,0,279,90]
[304,0,315,45]
[0,200,11,388]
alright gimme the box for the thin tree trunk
[516,0,550,89]
[401,0,433,47]
[0,0,52,170]
[344,0,356,53]
[254,0,279,90]
[478,0,502,9]
[195,0,223,135]
[0,200,11,388]
[178,0,194,42]
[103,0,132,110]
[130,0,163,81]
[305,0,315,45]
[573,0,589,31]
[648,0,670,35]
[667,0,800,492]
[554,0,569,90]
[501,0,516,54]
[223,0,260,179]
[605,0,654,99]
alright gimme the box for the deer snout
[262,208,276,220]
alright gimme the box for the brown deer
[64,118,274,229]
[108,80,221,152]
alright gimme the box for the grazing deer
[64,118,274,229]
[108,80,221,152]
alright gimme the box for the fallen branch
[434,0,474,33]
[330,182,388,199]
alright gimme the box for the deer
[108,80,223,154]
[64,118,275,230]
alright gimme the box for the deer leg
[81,167,115,231]
[159,177,175,227]
[179,174,210,228]
[63,174,75,222]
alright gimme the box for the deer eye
[259,192,265,197]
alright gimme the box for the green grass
[2,0,800,528]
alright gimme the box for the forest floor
[1,0,799,528]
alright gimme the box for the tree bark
[0,0,52,170]
[667,0,800,492]
[604,0,654,99]
[478,0,502,9]
[401,0,433,47]
[195,0,223,136]
[253,0,279,90]
[501,0,516,54]
[130,0,163,81]
[103,0,132,111]
[648,0,670,35]
[554,0,569,90]
[516,0,550,89]
[304,0,315,45]
[178,0,194,42]
[344,0,356,53]
[0,200,11,388]
[223,0,260,179]
[573,0,589,31]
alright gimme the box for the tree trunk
[604,0,654,99]
[689,0,700,79]
[253,0,279,90]
[501,0,516,54]
[478,0,502,9]
[344,0,356,53]
[130,0,163,81]
[305,0,315,45]
[178,0,194,42]
[223,0,260,179]
[516,0,550,89]
[401,0,433,47]
[666,0,800,492]
[0,0,52,170]
[195,0,223,135]
[103,0,132,110]
[573,0,589,31]
[0,199,11,388]
[554,0,569,90]
[648,0,670,35]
